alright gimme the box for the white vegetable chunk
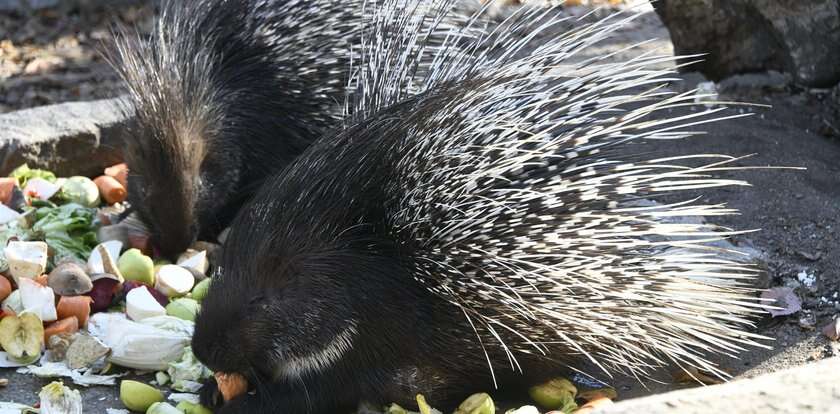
[126,286,166,321]
[5,240,48,283]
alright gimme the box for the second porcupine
[109,0,460,257]
[192,2,770,413]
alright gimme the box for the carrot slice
[56,296,93,328]
[0,177,17,205]
[44,316,79,343]
[104,163,128,188]
[94,175,127,205]
[0,276,10,302]
[215,372,248,402]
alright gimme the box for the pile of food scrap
[393,377,615,414]
[0,163,214,413]
[0,164,618,414]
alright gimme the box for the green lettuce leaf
[10,163,57,187]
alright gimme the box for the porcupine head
[108,4,244,257]
[109,0,365,257]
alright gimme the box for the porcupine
[192,1,769,413]
[108,0,460,257]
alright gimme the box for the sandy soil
[1,0,839,411]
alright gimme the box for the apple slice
[0,312,44,364]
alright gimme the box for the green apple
[190,278,211,302]
[118,248,155,285]
[528,377,577,411]
[165,298,200,321]
[176,401,213,414]
[455,393,495,414]
[146,402,181,414]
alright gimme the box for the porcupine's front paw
[199,376,224,410]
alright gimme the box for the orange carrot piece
[44,316,79,343]
[56,296,93,328]
[0,276,10,302]
[94,175,127,205]
[0,177,17,205]
[104,163,128,188]
[215,372,248,402]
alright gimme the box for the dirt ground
[1,0,839,412]
[0,2,154,113]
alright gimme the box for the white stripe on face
[273,319,358,380]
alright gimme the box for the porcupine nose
[154,221,198,260]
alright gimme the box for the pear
[0,312,44,364]
[118,248,154,285]
[119,380,163,412]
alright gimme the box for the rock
[23,56,65,75]
[0,0,59,11]
[672,72,710,94]
[66,333,110,369]
[718,71,791,95]
[0,0,148,11]
[0,97,131,177]
[823,317,839,341]
[654,0,840,87]
[599,358,840,414]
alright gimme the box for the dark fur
[192,89,569,413]
[192,2,766,413]
[109,0,359,257]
